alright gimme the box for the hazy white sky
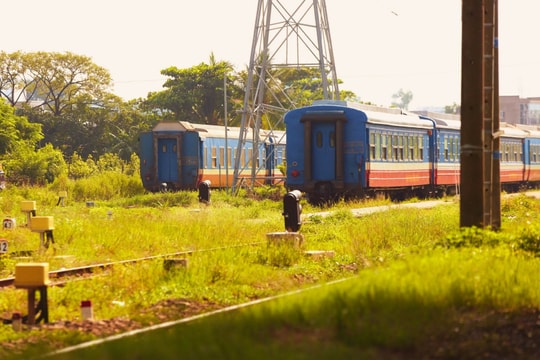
[3,1,539,109]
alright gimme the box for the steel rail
[0,242,265,288]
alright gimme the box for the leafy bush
[439,226,508,249]
[70,171,145,201]
[516,225,540,256]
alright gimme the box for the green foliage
[146,55,237,124]
[67,153,97,179]
[440,226,508,248]
[0,98,43,155]
[3,51,112,116]
[3,143,66,185]
[3,183,540,358]
[96,153,125,173]
[107,191,195,208]
[391,88,413,110]
[70,171,144,201]
[516,225,540,256]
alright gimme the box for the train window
[419,137,424,160]
[399,136,404,161]
[392,135,398,161]
[173,144,177,152]
[219,147,225,168]
[248,149,254,167]
[375,134,381,160]
[227,148,232,167]
[316,132,323,147]
[371,133,376,160]
[369,132,376,160]
[381,134,388,161]
[444,137,449,161]
[212,147,217,168]
[204,148,208,166]
[162,145,167,153]
[329,132,335,148]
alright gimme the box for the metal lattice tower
[232,0,340,192]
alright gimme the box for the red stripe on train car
[367,170,430,187]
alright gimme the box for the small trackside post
[198,180,211,204]
[282,190,302,232]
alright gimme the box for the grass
[0,185,539,359]
[46,246,540,360]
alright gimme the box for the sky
[3,0,540,110]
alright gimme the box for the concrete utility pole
[232,0,340,193]
[461,0,500,228]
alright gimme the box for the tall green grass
[0,187,539,359]
[46,245,540,360]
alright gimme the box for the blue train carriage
[139,121,287,192]
[197,125,285,188]
[284,100,436,203]
[259,129,287,185]
[496,123,527,190]
[419,112,462,196]
[139,121,203,192]
[517,124,540,187]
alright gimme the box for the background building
[500,96,540,125]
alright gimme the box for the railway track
[0,242,266,288]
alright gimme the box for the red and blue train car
[139,121,286,192]
[284,100,540,203]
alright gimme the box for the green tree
[67,152,96,179]
[391,88,414,110]
[0,98,42,155]
[445,102,461,114]
[0,51,112,114]
[145,54,239,124]
[0,51,38,106]
[4,143,66,185]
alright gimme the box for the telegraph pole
[491,1,501,229]
[232,0,340,193]
[461,0,486,228]
[461,0,500,228]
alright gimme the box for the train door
[157,138,179,184]
[311,122,336,181]
[139,132,155,190]
[180,131,200,188]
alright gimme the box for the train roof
[514,124,540,138]
[499,123,530,138]
[152,121,285,143]
[310,100,434,129]
[416,112,461,130]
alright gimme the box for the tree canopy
[0,51,112,115]
[144,55,239,125]
[0,50,363,185]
